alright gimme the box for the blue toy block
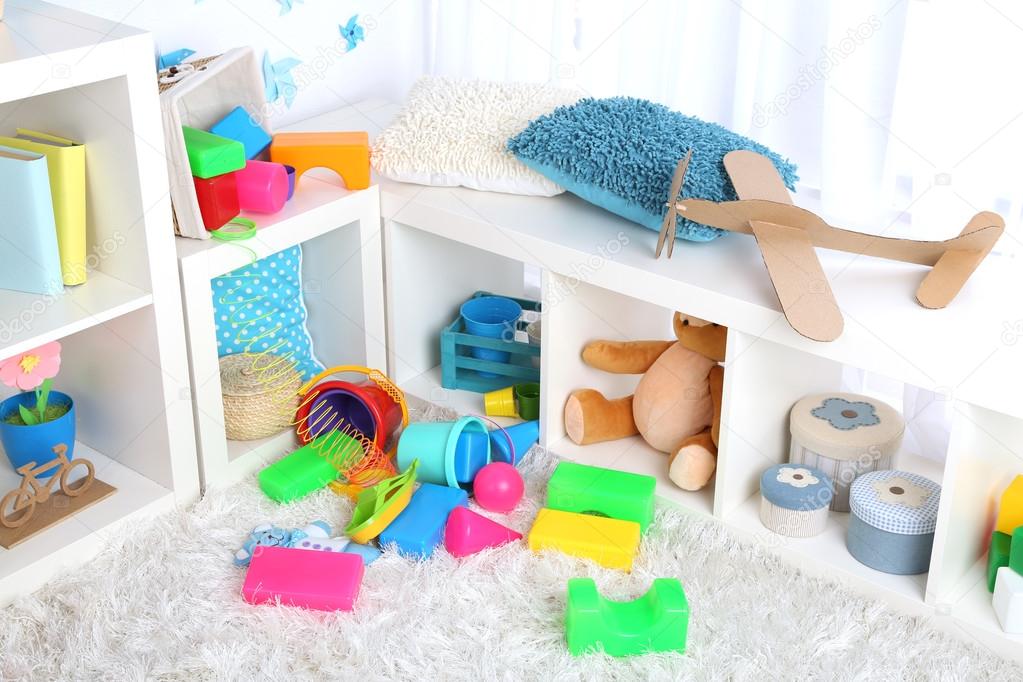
[490,420,539,465]
[454,431,491,484]
[379,483,468,558]
[211,106,272,160]
[343,542,383,566]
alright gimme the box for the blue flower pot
[0,391,76,472]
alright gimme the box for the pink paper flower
[0,342,61,391]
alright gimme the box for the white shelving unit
[274,102,1023,661]
[176,104,390,489]
[0,2,199,605]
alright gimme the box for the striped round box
[789,393,904,513]
[847,470,941,575]
[759,464,833,538]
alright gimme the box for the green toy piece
[1010,527,1023,575]
[182,126,245,179]
[258,434,354,503]
[566,577,689,657]
[546,461,656,532]
[987,530,1012,592]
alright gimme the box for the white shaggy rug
[2,402,1021,681]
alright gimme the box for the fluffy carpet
[1,401,1020,681]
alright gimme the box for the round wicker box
[220,353,302,441]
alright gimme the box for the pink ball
[473,462,524,513]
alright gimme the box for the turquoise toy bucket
[396,416,490,488]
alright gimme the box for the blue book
[0,145,63,295]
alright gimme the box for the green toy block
[987,530,1012,592]
[546,461,656,532]
[566,577,688,657]
[1011,527,1023,575]
[258,433,357,502]
[182,125,245,179]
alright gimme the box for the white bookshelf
[0,2,199,605]
[270,103,1022,662]
[175,103,391,489]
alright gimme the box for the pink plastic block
[242,545,364,611]
[444,506,522,558]
[235,160,288,214]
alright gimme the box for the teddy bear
[563,313,725,491]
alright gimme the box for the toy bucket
[296,380,402,449]
[460,296,522,376]
[514,382,541,421]
[0,391,76,471]
[283,164,296,200]
[396,416,489,488]
[484,386,517,417]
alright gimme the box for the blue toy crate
[440,291,541,393]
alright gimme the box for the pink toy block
[235,160,288,214]
[444,506,522,558]
[242,545,364,611]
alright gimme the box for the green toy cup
[514,382,541,421]
[396,416,489,488]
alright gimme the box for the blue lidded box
[759,464,833,538]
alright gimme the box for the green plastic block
[1011,527,1023,576]
[566,577,688,657]
[987,530,1012,592]
[182,126,245,179]
[258,433,356,502]
[546,461,656,532]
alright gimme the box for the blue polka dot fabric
[210,245,324,380]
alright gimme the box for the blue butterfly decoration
[278,0,303,14]
[339,14,366,51]
[263,52,303,108]
[157,48,195,70]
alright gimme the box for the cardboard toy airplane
[656,149,1005,342]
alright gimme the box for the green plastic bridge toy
[546,461,656,532]
[566,578,689,657]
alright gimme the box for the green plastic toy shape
[546,461,656,532]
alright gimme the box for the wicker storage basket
[220,353,302,441]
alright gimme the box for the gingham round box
[759,464,833,538]
[789,393,904,512]
[847,470,941,575]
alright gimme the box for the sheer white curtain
[425,0,1021,245]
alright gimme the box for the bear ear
[674,312,727,362]
[672,313,710,339]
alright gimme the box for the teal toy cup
[460,296,522,377]
[396,416,490,488]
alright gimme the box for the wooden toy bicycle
[0,444,93,529]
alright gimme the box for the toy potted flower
[0,342,75,471]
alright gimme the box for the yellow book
[0,129,86,286]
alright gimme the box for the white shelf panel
[553,435,715,519]
[947,561,1023,654]
[0,442,174,604]
[0,271,152,359]
[400,364,523,430]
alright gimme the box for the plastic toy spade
[656,149,1005,342]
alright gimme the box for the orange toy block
[996,475,1023,535]
[269,131,370,190]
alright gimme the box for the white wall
[47,0,428,126]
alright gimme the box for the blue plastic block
[344,542,383,566]
[379,483,468,558]
[454,431,491,484]
[211,106,272,160]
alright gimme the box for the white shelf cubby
[0,2,199,606]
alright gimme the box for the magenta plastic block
[242,545,364,611]
[444,506,522,557]
[235,160,288,214]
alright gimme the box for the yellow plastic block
[269,131,370,190]
[996,475,1023,535]
[528,508,641,571]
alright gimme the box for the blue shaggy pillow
[507,97,798,242]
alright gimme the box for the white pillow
[372,77,582,196]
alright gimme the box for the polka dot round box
[847,470,941,575]
[789,393,905,513]
[759,464,833,538]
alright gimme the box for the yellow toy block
[996,475,1023,535]
[269,131,370,190]
[528,508,641,571]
